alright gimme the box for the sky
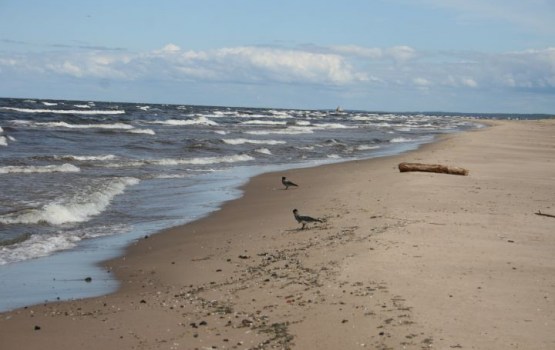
[0,0,554,113]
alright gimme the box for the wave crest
[0,107,125,115]
[0,163,80,174]
[0,177,139,225]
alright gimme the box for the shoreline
[2,119,555,349]
[0,131,436,313]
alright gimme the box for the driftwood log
[398,162,469,176]
[535,210,555,218]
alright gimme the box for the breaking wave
[106,154,254,168]
[0,107,125,115]
[150,116,218,126]
[0,177,139,225]
[222,138,286,145]
[0,164,80,174]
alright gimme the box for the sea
[0,97,546,312]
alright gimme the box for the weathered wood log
[535,210,555,218]
[398,162,469,176]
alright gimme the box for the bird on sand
[292,209,322,230]
[282,176,298,190]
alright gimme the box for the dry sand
[1,119,555,349]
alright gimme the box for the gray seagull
[282,176,298,190]
[293,209,322,230]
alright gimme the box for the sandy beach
[2,119,555,349]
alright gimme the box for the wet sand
[2,119,555,349]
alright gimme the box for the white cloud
[330,45,417,63]
[461,78,478,88]
[331,45,383,59]
[386,46,417,63]
[210,46,367,84]
[413,77,431,86]
[46,61,83,77]
[0,44,553,97]
[161,43,181,53]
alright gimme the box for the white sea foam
[34,121,134,130]
[127,128,156,135]
[154,174,188,179]
[74,104,91,109]
[0,232,81,265]
[246,126,314,135]
[214,130,228,135]
[0,163,80,174]
[151,154,254,166]
[268,110,293,118]
[42,101,58,106]
[0,177,139,225]
[0,107,125,115]
[54,155,117,161]
[255,148,272,155]
[151,116,218,126]
[0,224,130,265]
[223,138,286,145]
[0,136,6,146]
[313,123,353,129]
[355,145,380,151]
[0,126,3,132]
[240,120,287,126]
[106,154,254,168]
[390,137,416,143]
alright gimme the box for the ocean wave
[354,144,380,151]
[0,136,6,146]
[313,122,353,129]
[246,126,314,135]
[33,121,134,130]
[151,154,254,166]
[106,154,254,168]
[352,114,381,121]
[0,107,125,115]
[41,101,58,106]
[255,148,272,155]
[0,224,130,265]
[390,137,416,143]
[268,110,294,118]
[73,104,91,109]
[240,120,287,126]
[0,163,80,174]
[0,233,80,265]
[127,128,156,135]
[222,138,286,145]
[53,154,117,162]
[150,116,218,126]
[0,177,139,225]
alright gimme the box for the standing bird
[292,209,322,230]
[282,176,298,190]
